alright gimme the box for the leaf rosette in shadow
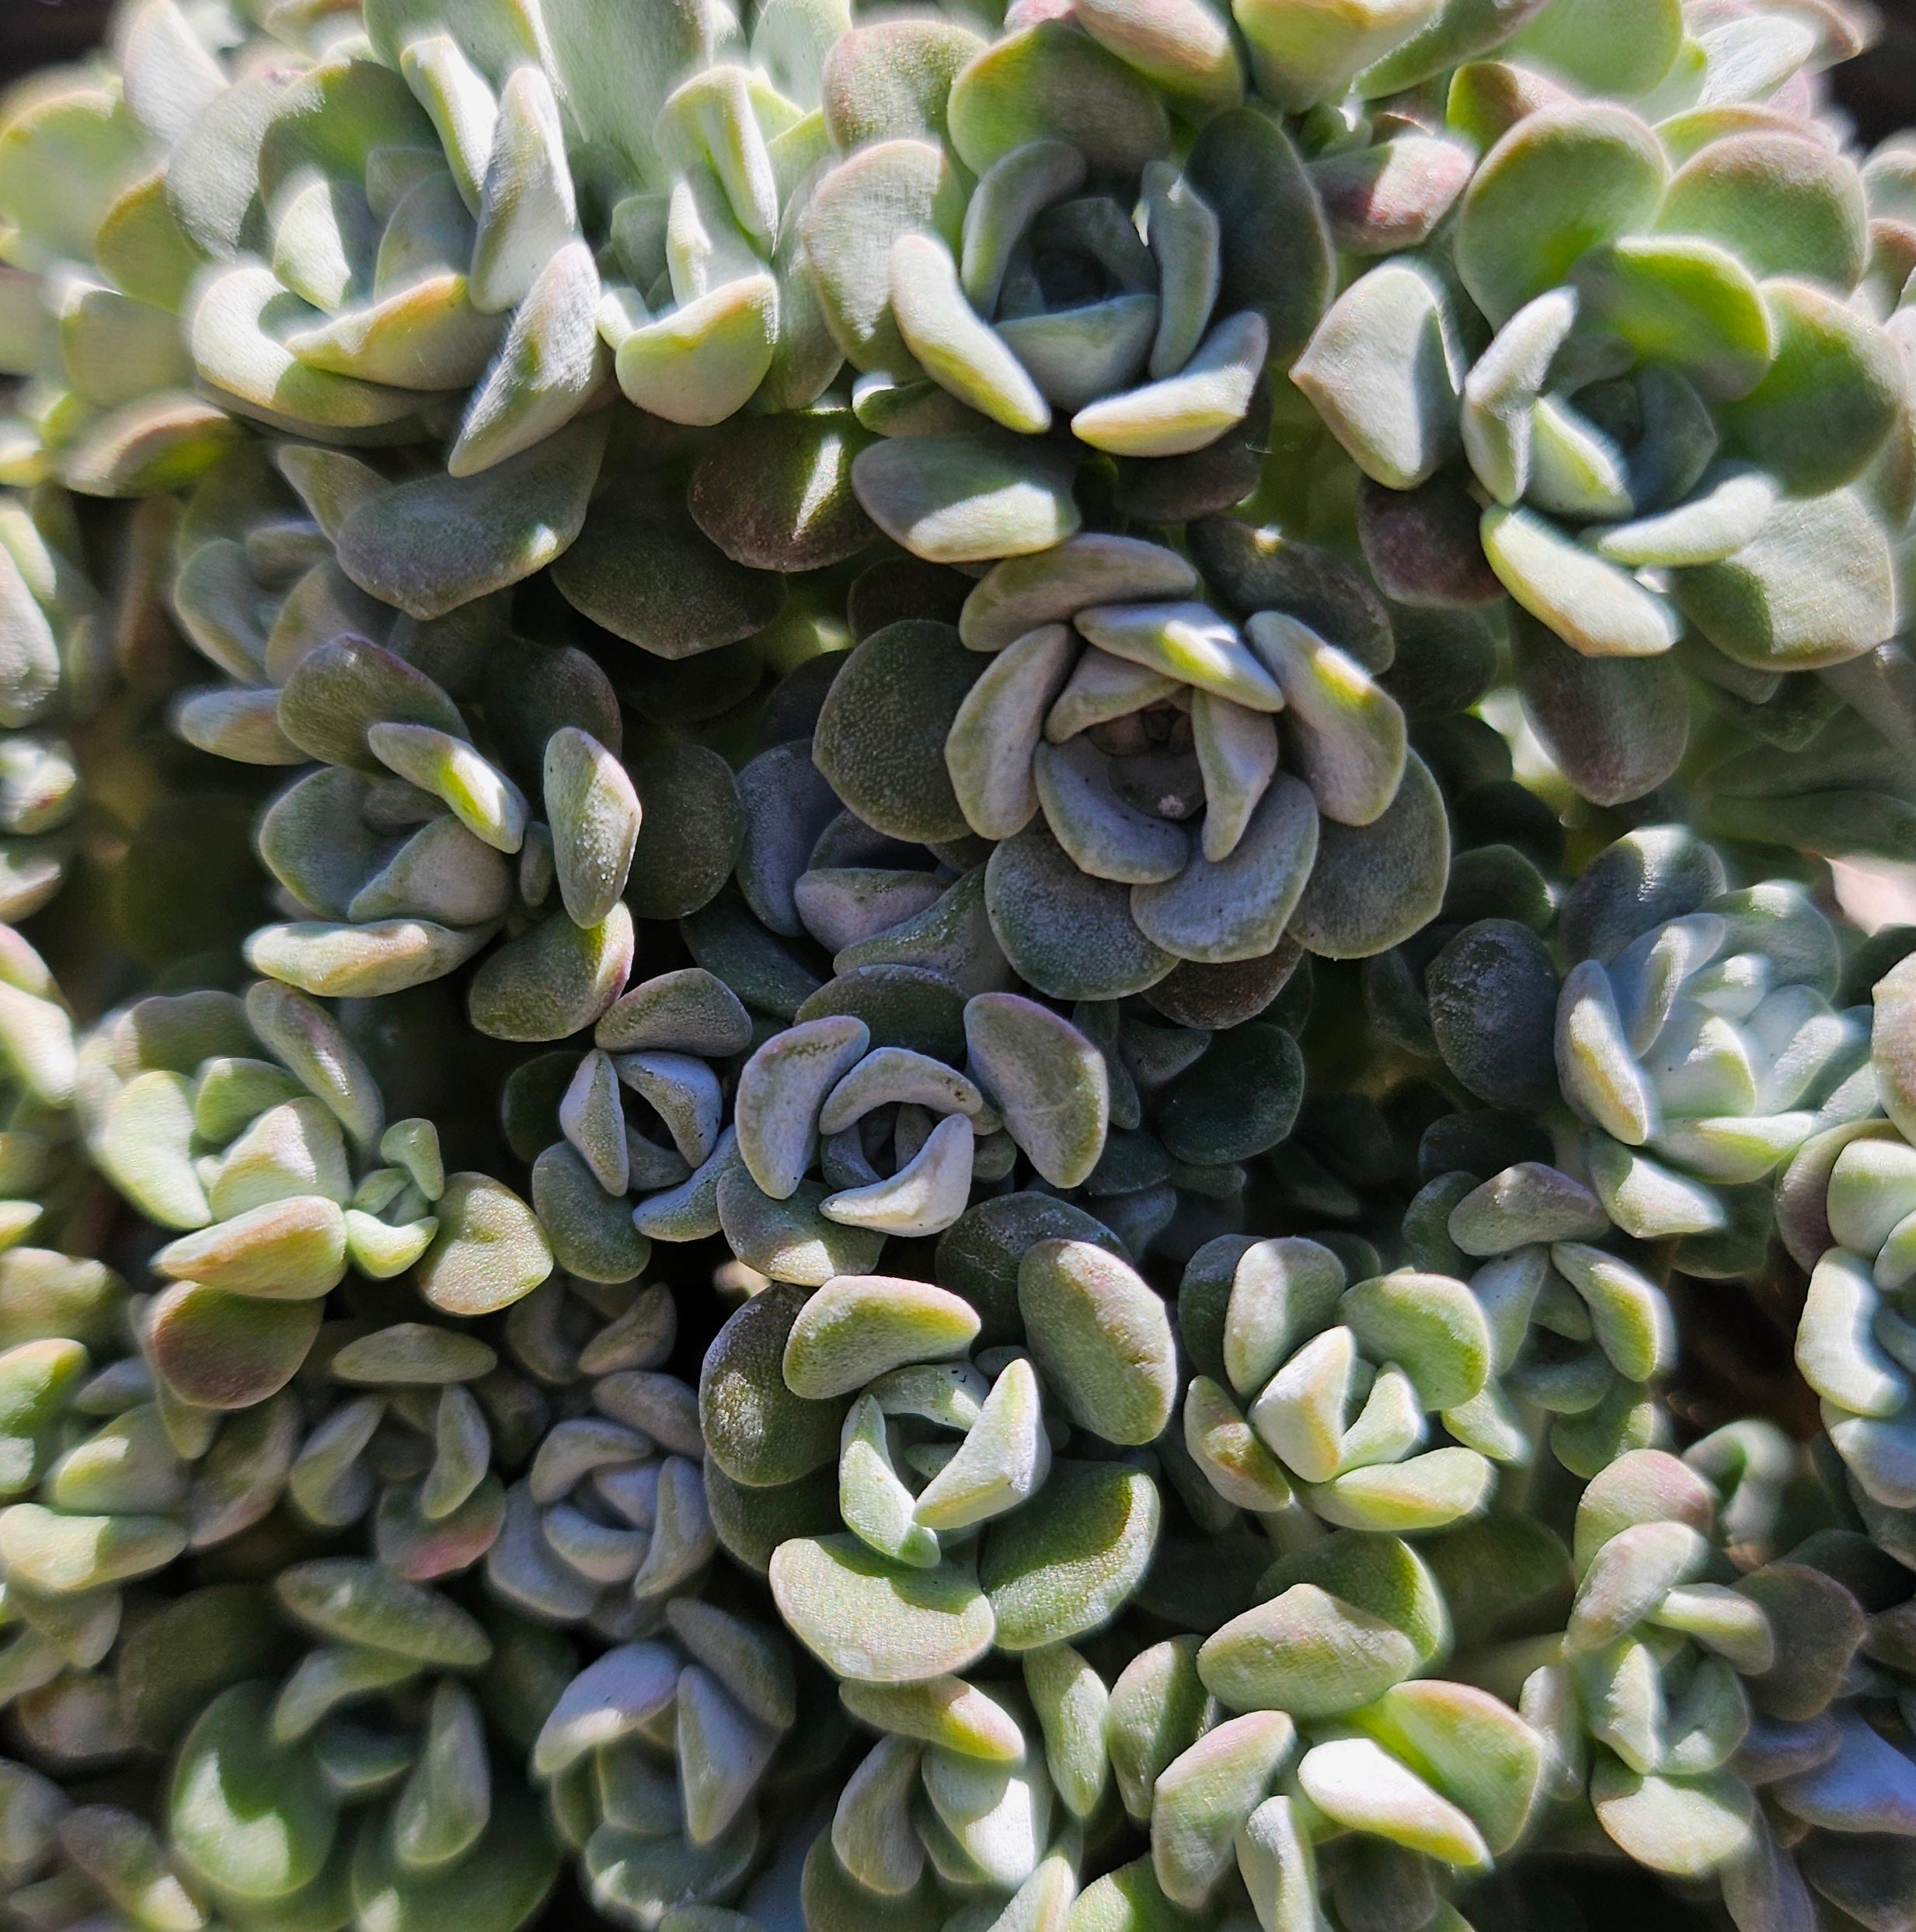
[162,1570,565,1932]
[803,542,1447,1003]
[532,1600,820,1931]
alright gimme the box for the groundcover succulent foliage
[2,0,1916,1928]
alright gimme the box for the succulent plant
[1385,826,1880,1290]
[931,534,1447,994]
[76,980,551,1420]
[1680,133,1916,875]
[0,921,92,1248]
[4,0,1916,1928]
[161,1570,566,1932]
[805,10,1312,542]
[1296,0,1904,805]
[147,2,646,465]
[703,1213,1168,1588]
[534,1599,814,1929]
[0,483,172,927]
[1511,1448,1796,1903]
[0,9,243,501]
[1179,1233,1506,1532]
[0,502,89,911]
[1792,949,1916,1554]
[0,1765,218,1929]
[0,1244,168,1710]
[487,1286,723,1637]
[1549,837,1877,1276]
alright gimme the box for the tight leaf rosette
[487,1285,724,1640]
[163,1564,563,1932]
[507,976,1103,1287]
[164,440,650,1028]
[1190,1526,1548,1922]
[533,1599,813,1930]
[76,980,551,1423]
[163,2,637,465]
[1438,1156,1677,1477]
[270,1280,685,1627]
[0,1,253,500]
[1298,23,1907,815]
[1409,826,1879,1279]
[137,0,855,490]
[804,8,1330,559]
[722,991,1110,1277]
[1177,1232,1505,1535]
[1552,837,1876,1272]
[812,542,1446,1004]
[720,1226,1179,1932]
[1504,1446,1880,1932]
[716,1227,1174,1645]
[1525,1450,1773,1884]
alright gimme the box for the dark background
[2,0,116,83]
[2,0,1914,132]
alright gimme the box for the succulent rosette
[99,0,858,518]
[796,6,1331,556]
[1791,950,1916,1554]
[270,1277,698,1632]
[712,1224,1179,1932]
[1178,1231,1508,1533]
[75,981,552,1429]
[0,1,251,501]
[1183,1536,1549,1925]
[1500,1446,1859,1926]
[1392,826,1877,1291]
[1296,0,1902,811]
[704,1214,1175,1616]
[799,583,1444,1025]
[1441,1157,1679,1475]
[504,963,1110,1290]
[1551,837,1876,1272]
[169,447,650,1039]
[155,1562,565,1932]
[486,1284,723,1640]
[1454,1443,1892,1932]
[511,906,1294,1289]
[921,531,1446,996]
[587,4,849,431]
[716,991,1110,1273]
[532,1599,817,1930]
[1678,125,1916,868]
[156,3,638,457]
